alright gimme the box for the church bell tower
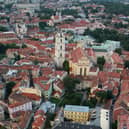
[55,31,65,68]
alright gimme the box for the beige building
[64,105,89,123]
[69,47,92,76]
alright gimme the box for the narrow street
[110,79,121,129]
[80,90,87,105]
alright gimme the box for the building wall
[55,32,65,67]
[64,111,89,123]
[8,101,32,114]
[69,58,91,76]
[100,109,110,129]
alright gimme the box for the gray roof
[53,122,102,129]
[64,105,89,112]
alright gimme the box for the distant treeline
[93,1,129,16]
[84,28,129,51]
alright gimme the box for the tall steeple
[55,31,65,68]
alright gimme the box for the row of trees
[39,7,55,19]
[103,2,129,16]
[61,9,79,18]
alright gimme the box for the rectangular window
[80,68,82,75]
[84,68,86,76]
[60,46,62,50]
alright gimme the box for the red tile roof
[118,114,129,129]
[85,48,95,57]
[70,47,84,63]
[32,116,46,128]
[21,93,41,101]
[111,53,123,64]
[121,80,129,94]
[34,110,45,117]
[108,72,120,79]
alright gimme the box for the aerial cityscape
[0,0,129,129]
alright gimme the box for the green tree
[106,90,113,99]
[33,60,39,65]
[0,43,19,54]
[5,81,16,99]
[0,26,8,32]
[82,97,97,108]
[63,76,75,93]
[96,91,107,103]
[14,53,21,62]
[39,22,48,30]
[97,56,105,70]
[124,60,129,69]
[112,120,117,129]
[49,97,60,104]
[59,92,83,106]
[63,76,80,93]
[22,44,27,48]
[0,126,6,129]
[103,2,129,16]
[63,60,70,74]
[114,48,122,55]
[61,9,79,18]
[5,3,13,11]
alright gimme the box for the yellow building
[69,47,91,76]
[64,105,89,123]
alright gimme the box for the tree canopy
[97,56,105,70]
[63,60,70,74]
[84,28,129,51]
[61,9,79,18]
[82,97,97,108]
[103,2,129,16]
[39,22,49,30]
[96,90,113,103]
[0,26,8,32]
[124,60,129,69]
[63,75,80,93]
[0,43,19,54]
[5,81,16,100]
[39,7,55,19]
[114,48,122,55]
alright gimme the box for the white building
[55,32,65,68]
[39,101,56,113]
[100,109,110,129]
[90,107,110,129]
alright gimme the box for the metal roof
[64,105,89,112]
